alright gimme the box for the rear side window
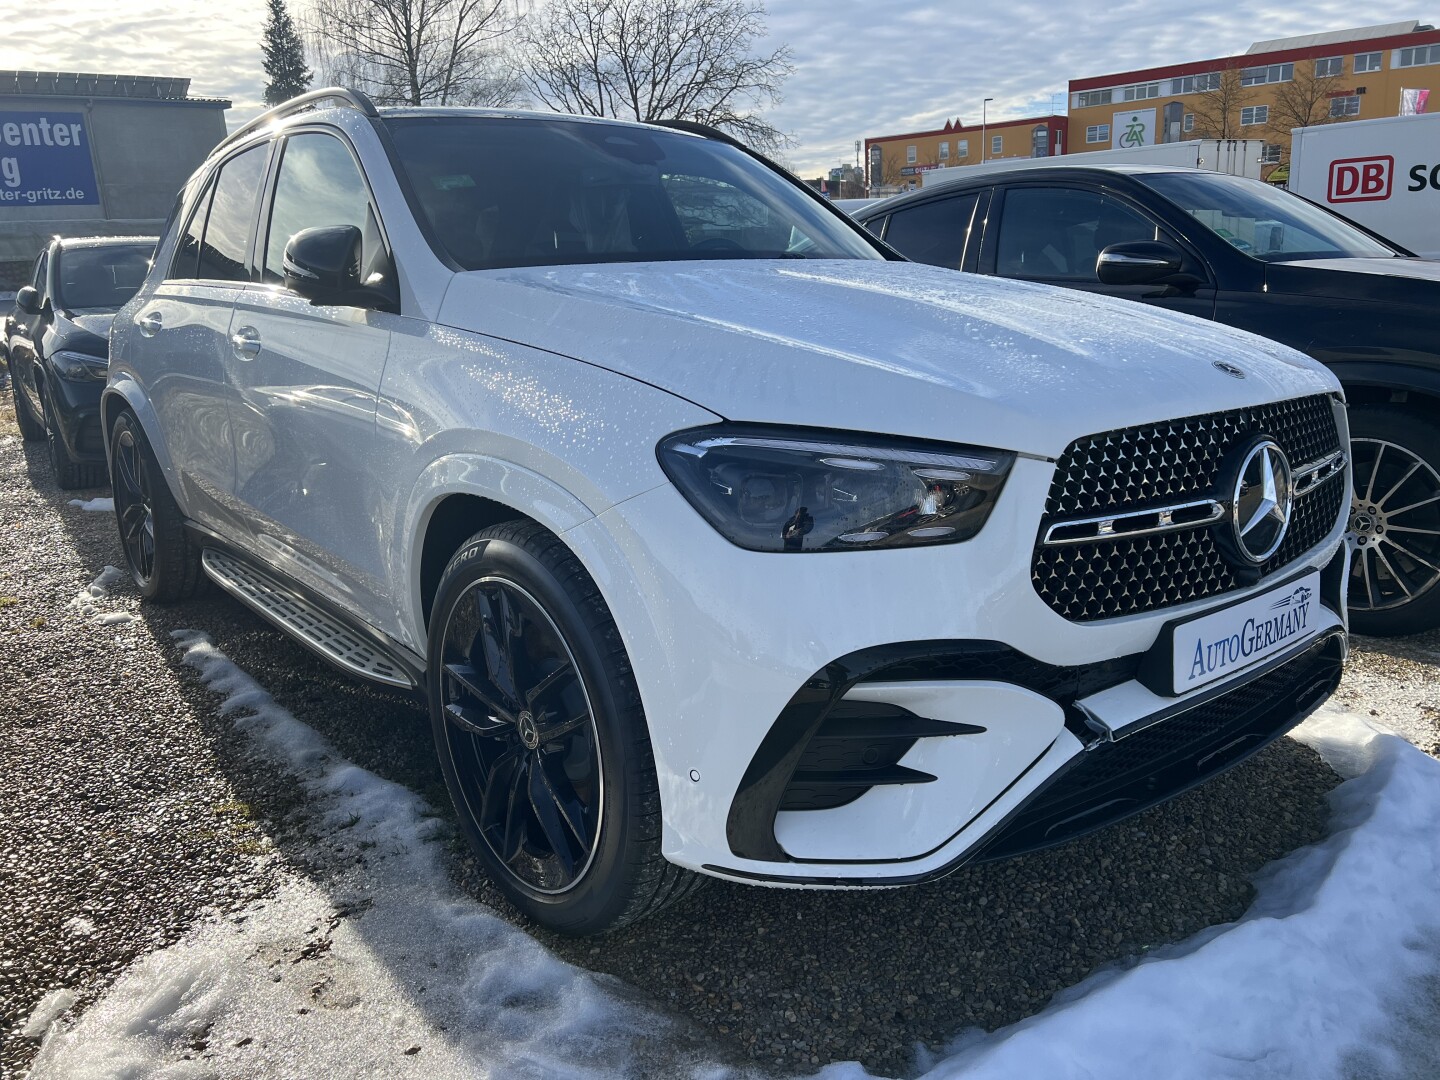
[994,187,1156,282]
[196,145,268,282]
[262,133,383,285]
[882,193,980,271]
[169,179,214,281]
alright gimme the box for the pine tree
[262,0,313,105]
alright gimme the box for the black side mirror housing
[283,225,365,304]
[1096,241,1186,286]
[15,285,40,315]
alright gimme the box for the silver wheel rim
[1347,437,1440,613]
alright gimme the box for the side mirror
[283,225,364,305]
[1096,241,1185,286]
[15,285,40,315]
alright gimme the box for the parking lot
[3,392,1438,1079]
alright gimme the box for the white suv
[107,90,1351,934]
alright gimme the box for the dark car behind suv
[856,165,1440,636]
[7,236,155,488]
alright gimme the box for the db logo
[1328,156,1393,202]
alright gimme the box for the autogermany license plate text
[1173,571,1323,694]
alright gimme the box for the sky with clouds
[0,1,1430,174]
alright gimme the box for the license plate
[1172,571,1322,695]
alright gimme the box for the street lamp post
[981,97,994,162]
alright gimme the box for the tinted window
[882,193,980,270]
[197,145,268,282]
[385,116,883,270]
[263,133,383,285]
[30,250,48,298]
[1139,171,1399,261]
[54,244,154,311]
[169,178,214,281]
[996,187,1156,281]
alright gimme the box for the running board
[200,549,418,690]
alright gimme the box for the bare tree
[1267,62,1342,147]
[306,0,520,106]
[1188,68,1255,140]
[522,0,793,153]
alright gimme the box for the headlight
[51,350,108,383]
[657,426,1014,553]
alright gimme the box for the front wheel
[427,520,701,934]
[1346,405,1440,636]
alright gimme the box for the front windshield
[384,116,885,270]
[54,243,154,311]
[1139,171,1400,262]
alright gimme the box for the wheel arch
[100,378,178,479]
[1327,360,1440,421]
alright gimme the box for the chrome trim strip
[1292,449,1347,498]
[1042,499,1225,546]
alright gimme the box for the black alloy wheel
[428,521,701,934]
[107,410,206,602]
[1346,406,1440,636]
[440,576,603,894]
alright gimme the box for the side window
[263,133,382,285]
[168,178,215,281]
[881,194,980,271]
[31,250,48,298]
[995,187,1157,282]
[862,215,885,238]
[196,145,268,283]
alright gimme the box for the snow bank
[29,631,718,1080]
[23,989,77,1038]
[67,496,114,512]
[29,632,1440,1080]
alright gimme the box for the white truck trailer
[919,139,1268,188]
[1288,113,1440,258]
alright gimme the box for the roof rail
[216,86,379,155]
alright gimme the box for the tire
[11,371,45,441]
[42,391,106,490]
[427,520,703,935]
[108,409,206,602]
[1346,405,1440,636]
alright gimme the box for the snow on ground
[67,497,114,512]
[22,990,77,1039]
[29,636,1440,1080]
[67,566,126,620]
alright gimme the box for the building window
[956,138,969,157]
[1076,89,1112,108]
[1397,44,1440,68]
[1261,143,1283,164]
[1085,124,1110,143]
[1329,95,1361,118]
[1122,82,1160,101]
[1183,112,1195,132]
[938,141,949,160]
[906,144,916,164]
[1172,73,1220,95]
[1314,56,1343,78]
[1355,51,1383,73]
[991,135,1003,156]
[1241,63,1293,85]
[1240,105,1269,126]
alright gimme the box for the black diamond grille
[1034,396,1343,622]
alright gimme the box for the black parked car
[856,165,1440,636]
[7,236,155,488]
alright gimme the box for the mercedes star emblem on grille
[1230,439,1293,563]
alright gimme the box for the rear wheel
[1346,405,1440,636]
[10,372,45,441]
[109,410,206,602]
[427,520,702,934]
[42,391,105,490]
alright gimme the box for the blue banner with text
[0,111,99,207]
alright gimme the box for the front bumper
[565,453,1350,887]
[44,371,106,463]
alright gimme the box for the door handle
[231,327,261,361]
[137,311,163,337]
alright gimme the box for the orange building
[1067,21,1440,179]
[863,115,1067,193]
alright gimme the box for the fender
[1320,358,1440,401]
[100,376,186,509]
[400,452,599,650]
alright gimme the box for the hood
[48,311,115,358]
[1268,258,1440,308]
[440,260,1338,458]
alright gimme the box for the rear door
[131,142,270,526]
[978,182,1217,320]
[878,189,987,272]
[226,129,398,619]
[10,248,49,416]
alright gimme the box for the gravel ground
[2,392,1426,1078]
